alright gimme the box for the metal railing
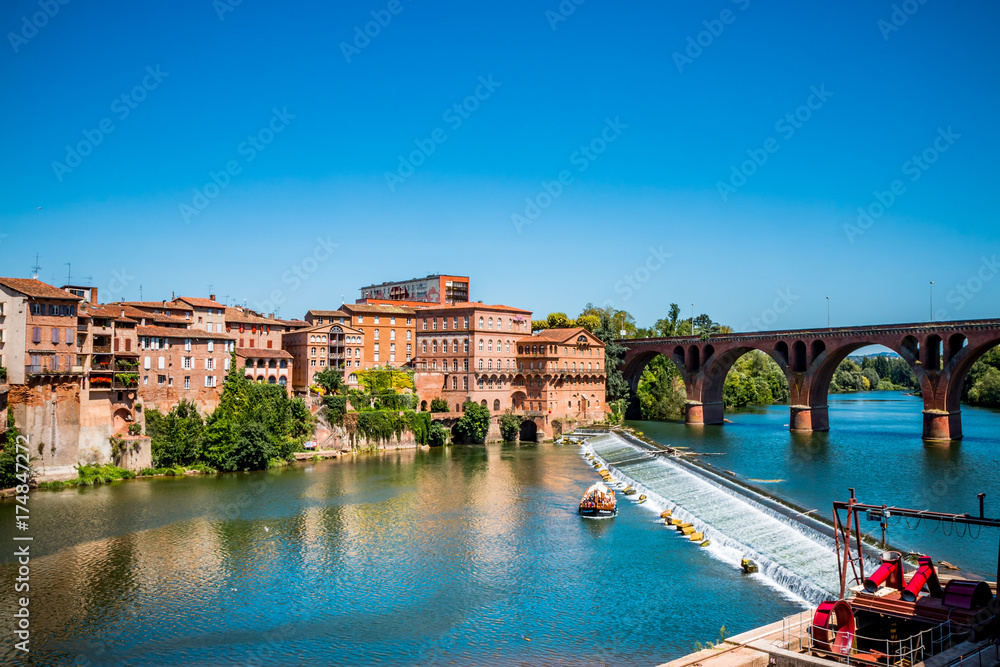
[93,345,112,354]
[782,609,953,666]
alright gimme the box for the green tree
[314,367,346,395]
[428,422,449,447]
[593,312,630,401]
[576,314,600,332]
[429,397,450,413]
[636,354,686,419]
[546,312,575,329]
[653,303,682,337]
[498,410,523,442]
[234,421,277,470]
[454,401,491,444]
[145,399,205,468]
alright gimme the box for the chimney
[210,294,216,302]
[90,287,98,305]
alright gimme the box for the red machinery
[900,556,943,602]
[811,600,856,655]
[863,551,906,593]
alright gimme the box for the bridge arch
[618,319,1000,442]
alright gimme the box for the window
[207,340,214,352]
[311,347,317,357]
[453,359,458,372]
[374,329,379,340]
[464,339,469,353]
[182,357,192,369]
[463,377,469,390]
[478,359,483,370]
[488,340,493,352]
[206,358,215,370]
[453,317,458,329]
[185,339,192,351]
[463,360,468,371]
[374,316,380,324]
[204,376,217,387]
[452,376,458,389]
[406,330,411,341]
[422,318,427,331]
[432,340,438,353]
[158,357,165,369]
[158,375,166,385]
[432,318,437,331]
[478,339,483,351]
[144,356,151,370]
[184,376,190,389]
[31,304,41,316]
[464,316,469,329]
[488,317,493,330]
[390,329,395,341]
[225,357,230,370]
[358,315,364,323]
[494,399,500,411]
[479,317,484,328]
[374,351,379,361]
[443,317,448,330]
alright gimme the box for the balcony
[114,359,140,371]
[93,345,112,354]
[25,364,83,376]
[77,324,88,331]
[112,373,139,389]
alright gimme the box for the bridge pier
[789,404,829,432]
[685,401,724,426]
[922,409,962,441]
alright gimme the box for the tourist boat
[579,482,617,518]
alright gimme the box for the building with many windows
[513,327,607,420]
[135,325,236,413]
[411,302,532,413]
[358,274,469,305]
[282,321,365,393]
[0,277,85,385]
[338,303,416,368]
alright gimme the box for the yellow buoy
[670,518,684,526]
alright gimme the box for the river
[0,391,997,665]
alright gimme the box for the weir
[584,432,878,605]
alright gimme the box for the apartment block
[136,326,236,413]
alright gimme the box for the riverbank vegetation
[962,346,1000,408]
[145,352,315,471]
[316,366,447,447]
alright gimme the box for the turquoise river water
[0,391,996,666]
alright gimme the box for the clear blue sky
[1,0,997,330]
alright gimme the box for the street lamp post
[826,296,830,329]
[929,281,934,321]
[691,303,695,337]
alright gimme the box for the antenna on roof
[222,294,230,306]
[64,262,73,284]
[139,285,143,301]
[208,284,214,296]
[30,253,41,279]
[80,275,93,285]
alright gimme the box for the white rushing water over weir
[582,432,854,605]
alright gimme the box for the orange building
[338,303,417,368]
[0,277,85,384]
[282,321,365,393]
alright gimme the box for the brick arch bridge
[619,319,1000,441]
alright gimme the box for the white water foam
[580,432,876,606]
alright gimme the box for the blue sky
[1,0,998,331]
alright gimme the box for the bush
[429,398,450,413]
[0,366,7,382]
[454,401,490,444]
[127,423,142,436]
[428,422,449,447]
[499,410,522,442]
[76,464,132,485]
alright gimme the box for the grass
[36,462,219,491]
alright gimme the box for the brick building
[282,321,365,393]
[236,347,293,386]
[0,277,85,384]
[225,307,286,350]
[136,325,236,413]
[338,303,417,368]
[513,327,607,420]
[411,302,532,412]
